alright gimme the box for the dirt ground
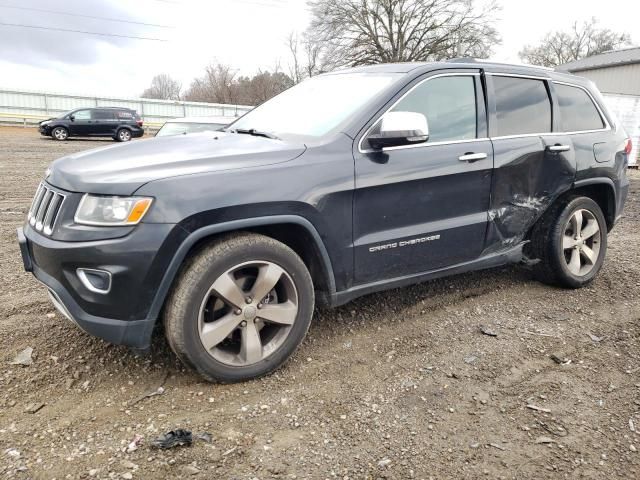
[0,125,639,480]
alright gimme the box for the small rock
[631,444,637,452]
[121,473,133,480]
[479,325,498,337]
[5,448,20,458]
[464,355,478,364]
[121,460,137,469]
[10,347,33,366]
[183,466,200,475]
[378,458,391,468]
[89,469,98,477]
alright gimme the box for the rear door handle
[547,144,571,152]
[458,152,488,162]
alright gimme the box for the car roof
[327,58,592,86]
[165,116,237,124]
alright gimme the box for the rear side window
[390,75,477,143]
[116,110,135,120]
[555,83,605,132]
[91,110,115,120]
[493,76,552,136]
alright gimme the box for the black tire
[51,126,68,141]
[115,128,132,142]
[530,195,607,288]
[164,232,314,383]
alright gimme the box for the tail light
[136,118,143,127]
[624,138,632,155]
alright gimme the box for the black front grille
[27,183,66,235]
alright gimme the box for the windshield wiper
[231,128,280,140]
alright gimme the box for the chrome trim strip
[358,72,481,154]
[48,289,75,323]
[485,72,550,81]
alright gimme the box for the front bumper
[17,222,182,349]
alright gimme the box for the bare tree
[183,64,239,104]
[305,0,500,68]
[519,18,633,67]
[183,62,293,106]
[141,74,182,100]
[287,31,328,84]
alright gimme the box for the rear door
[485,74,576,251]
[353,70,493,283]
[90,109,117,136]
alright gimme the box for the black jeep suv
[39,107,144,142]
[18,60,630,382]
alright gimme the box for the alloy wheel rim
[198,260,299,366]
[54,128,67,140]
[120,130,130,141]
[562,208,601,276]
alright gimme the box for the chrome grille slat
[27,182,66,235]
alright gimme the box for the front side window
[72,110,91,121]
[389,75,477,143]
[493,76,552,136]
[555,83,605,132]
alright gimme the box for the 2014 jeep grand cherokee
[17,60,630,382]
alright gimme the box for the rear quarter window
[555,83,605,132]
[493,76,552,136]
[116,111,135,120]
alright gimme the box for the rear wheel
[530,196,607,288]
[164,233,314,383]
[51,127,68,141]
[115,128,132,142]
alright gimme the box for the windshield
[156,122,225,137]
[57,109,75,119]
[229,72,401,138]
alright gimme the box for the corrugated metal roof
[557,47,640,72]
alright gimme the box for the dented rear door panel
[485,135,576,253]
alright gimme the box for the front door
[353,71,493,284]
[68,109,92,136]
[91,109,117,136]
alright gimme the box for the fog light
[77,268,112,294]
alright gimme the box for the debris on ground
[10,347,33,366]
[5,448,20,458]
[24,402,45,414]
[151,429,193,449]
[550,354,571,365]
[124,434,143,454]
[535,436,555,444]
[587,332,604,342]
[195,432,213,443]
[526,404,551,413]
[479,325,498,337]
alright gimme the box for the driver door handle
[458,152,487,162]
[547,144,571,152]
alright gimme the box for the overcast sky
[0,0,638,98]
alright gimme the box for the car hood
[47,132,307,194]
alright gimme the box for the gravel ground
[0,126,639,480]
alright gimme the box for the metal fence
[0,87,253,128]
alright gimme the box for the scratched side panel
[485,136,576,253]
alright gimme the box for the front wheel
[530,196,608,288]
[164,233,314,383]
[51,127,68,141]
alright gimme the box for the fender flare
[144,215,337,323]
[573,177,615,190]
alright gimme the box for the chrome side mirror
[368,111,429,150]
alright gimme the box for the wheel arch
[570,178,616,231]
[145,215,337,324]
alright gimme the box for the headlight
[74,195,153,226]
